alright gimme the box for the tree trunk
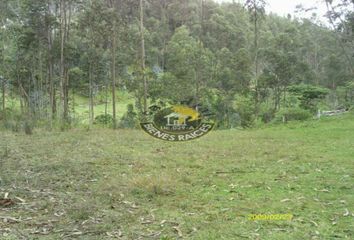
[47,2,56,120]
[60,0,64,118]
[1,21,5,118]
[2,78,5,117]
[64,1,71,122]
[160,2,167,69]
[1,24,5,118]
[195,62,200,104]
[253,1,260,114]
[112,20,117,129]
[89,62,94,127]
[60,0,69,123]
[140,0,147,113]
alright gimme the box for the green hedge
[274,108,313,122]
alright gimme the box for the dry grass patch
[130,173,177,197]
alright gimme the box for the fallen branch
[0,216,22,223]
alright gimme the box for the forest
[0,0,353,131]
[1,1,354,239]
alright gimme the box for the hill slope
[0,114,353,239]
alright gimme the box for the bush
[3,120,21,132]
[1,110,24,132]
[210,95,239,129]
[234,95,255,128]
[261,110,275,123]
[274,108,312,123]
[288,84,329,113]
[2,118,34,134]
[258,104,276,123]
[24,121,33,135]
[94,114,113,125]
[119,104,138,128]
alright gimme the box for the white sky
[217,0,329,23]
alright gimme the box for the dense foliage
[0,0,353,130]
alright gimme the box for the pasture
[0,114,353,239]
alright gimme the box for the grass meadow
[0,113,353,239]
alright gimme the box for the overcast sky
[216,0,329,22]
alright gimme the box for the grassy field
[72,91,135,123]
[0,113,353,239]
[2,90,135,125]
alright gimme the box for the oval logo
[140,104,214,141]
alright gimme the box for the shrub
[274,108,312,123]
[211,95,239,129]
[3,120,21,132]
[119,104,138,128]
[24,121,33,135]
[234,95,255,128]
[258,104,276,123]
[1,110,24,132]
[288,84,329,113]
[94,114,113,125]
[261,110,275,123]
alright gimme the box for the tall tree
[324,0,354,74]
[0,20,5,116]
[140,0,148,113]
[60,0,70,123]
[245,0,266,112]
[107,0,118,128]
[46,0,57,120]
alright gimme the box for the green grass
[0,113,353,239]
[1,90,134,125]
[72,90,134,124]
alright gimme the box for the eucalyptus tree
[260,29,314,110]
[245,0,266,111]
[139,0,148,113]
[106,0,119,128]
[77,0,111,127]
[0,2,7,115]
[324,0,354,75]
[161,26,212,103]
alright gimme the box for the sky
[216,0,329,22]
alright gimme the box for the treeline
[0,0,353,130]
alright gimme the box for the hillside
[1,114,353,239]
